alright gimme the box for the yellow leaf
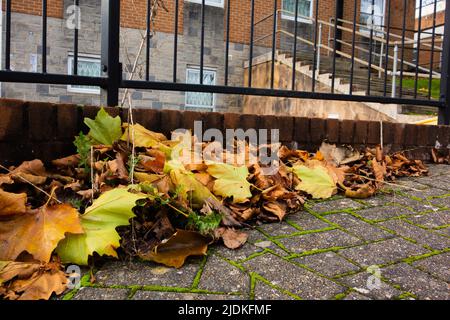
[121,123,167,148]
[56,188,147,265]
[207,163,252,203]
[292,165,336,199]
[0,189,27,216]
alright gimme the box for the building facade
[1,0,417,113]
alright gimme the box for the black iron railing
[0,0,449,125]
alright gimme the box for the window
[281,0,313,23]
[186,0,224,8]
[67,54,101,94]
[185,67,216,109]
[417,0,445,18]
[360,0,385,36]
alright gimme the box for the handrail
[253,9,441,80]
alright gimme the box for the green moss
[191,254,208,289]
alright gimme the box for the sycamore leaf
[121,123,167,148]
[0,204,84,262]
[292,165,336,199]
[216,228,248,249]
[84,108,122,145]
[138,230,209,268]
[207,163,252,203]
[55,188,147,265]
[0,189,27,216]
[0,261,67,300]
[170,169,216,207]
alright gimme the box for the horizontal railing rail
[0,0,448,125]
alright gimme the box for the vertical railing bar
[291,0,299,91]
[225,0,231,86]
[311,0,319,93]
[42,0,48,73]
[5,0,11,70]
[331,1,339,93]
[146,0,151,81]
[428,0,438,100]
[270,0,278,89]
[200,0,205,85]
[349,0,357,95]
[383,0,391,96]
[173,0,179,83]
[73,0,79,75]
[414,0,423,98]
[248,0,255,87]
[438,0,450,125]
[367,0,375,96]
[399,0,407,98]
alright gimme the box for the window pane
[283,0,312,17]
[186,69,215,108]
[70,57,101,92]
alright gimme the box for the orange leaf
[0,189,27,216]
[0,204,84,262]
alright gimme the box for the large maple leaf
[121,123,167,148]
[0,204,83,262]
[84,108,122,145]
[0,189,27,216]
[207,163,252,203]
[292,165,337,199]
[55,188,147,265]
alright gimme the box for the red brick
[367,121,381,145]
[160,110,182,138]
[57,104,79,140]
[325,119,339,143]
[293,117,310,145]
[310,118,326,144]
[354,120,368,145]
[340,120,355,144]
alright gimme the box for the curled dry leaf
[0,189,27,216]
[10,159,48,185]
[216,228,249,250]
[0,260,68,300]
[0,204,84,262]
[138,230,209,268]
[207,163,252,203]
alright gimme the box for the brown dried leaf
[217,228,249,249]
[0,189,27,216]
[0,260,68,300]
[138,230,209,268]
[0,204,84,262]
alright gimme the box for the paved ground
[63,165,450,301]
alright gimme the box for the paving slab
[197,255,250,295]
[285,212,332,231]
[253,281,297,300]
[278,229,363,253]
[378,220,450,250]
[292,252,361,277]
[338,238,429,267]
[325,213,394,241]
[337,271,402,300]
[95,259,202,288]
[412,252,450,282]
[307,198,364,214]
[72,288,130,300]
[382,263,450,300]
[242,253,345,300]
[353,205,414,222]
[132,291,244,300]
[405,211,450,229]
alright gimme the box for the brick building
[415,0,446,72]
[0,0,418,113]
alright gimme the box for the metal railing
[0,0,448,125]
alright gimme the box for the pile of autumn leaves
[0,108,429,300]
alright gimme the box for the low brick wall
[0,98,449,166]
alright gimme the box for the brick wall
[1,98,448,166]
[2,0,64,18]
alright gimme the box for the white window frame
[185,67,216,110]
[281,0,314,24]
[185,0,224,8]
[67,54,101,95]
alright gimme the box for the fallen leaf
[121,123,167,148]
[344,184,376,199]
[292,165,336,199]
[138,230,209,268]
[84,107,122,145]
[55,188,147,265]
[170,169,216,207]
[0,260,67,300]
[217,228,248,249]
[0,204,84,262]
[0,189,27,216]
[10,159,48,185]
[319,142,362,166]
[207,163,252,203]
[52,155,80,168]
